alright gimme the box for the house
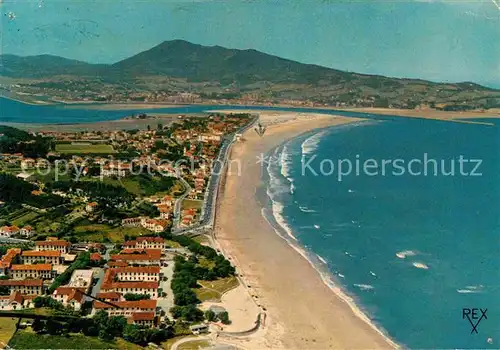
[51,287,86,311]
[0,279,44,295]
[21,250,61,265]
[0,291,35,311]
[91,299,157,318]
[121,217,142,227]
[86,202,98,213]
[140,218,168,233]
[20,158,36,169]
[9,264,53,280]
[156,205,172,220]
[0,248,21,276]
[35,239,71,254]
[19,225,34,237]
[16,172,33,181]
[160,196,173,206]
[90,252,102,262]
[0,226,20,237]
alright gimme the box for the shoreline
[4,94,499,120]
[260,131,400,348]
[214,112,397,349]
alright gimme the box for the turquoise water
[263,118,500,348]
[2,96,500,348]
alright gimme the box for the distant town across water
[0,96,417,125]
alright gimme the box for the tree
[204,310,216,322]
[124,293,151,301]
[218,311,231,325]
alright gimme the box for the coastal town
[0,112,263,349]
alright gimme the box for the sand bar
[214,111,397,349]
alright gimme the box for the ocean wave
[354,284,375,291]
[280,142,293,180]
[266,157,290,196]
[396,250,417,259]
[317,254,328,264]
[270,200,298,241]
[299,206,316,213]
[301,129,328,156]
[457,285,484,294]
[412,262,429,270]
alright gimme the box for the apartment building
[129,312,156,327]
[110,249,162,266]
[0,279,44,295]
[100,268,159,298]
[21,250,62,265]
[51,287,86,311]
[114,266,160,282]
[35,240,71,254]
[9,264,53,280]
[122,237,166,250]
[92,299,157,318]
[0,291,35,311]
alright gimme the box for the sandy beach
[342,107,500,121]
[214,112,396,349]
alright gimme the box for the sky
[1,0,499,87]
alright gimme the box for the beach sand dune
[214,112,396,349]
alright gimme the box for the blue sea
[262,118,500,349]
[2,96,499,348]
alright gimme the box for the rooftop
[93,299,157,310]
[22,250,61,257]
[0,279,43,287]
[10,264,52,271]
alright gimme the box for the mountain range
[1,40,499,110]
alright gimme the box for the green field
[181,199,203,210]
[0,318,17,347]
[55,143,116,154]
[195,276,239,302]
[74,223,152,242]
[8,330,142,349]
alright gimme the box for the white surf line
[491,0,500,10]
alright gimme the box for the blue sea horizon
[262,118,500,348]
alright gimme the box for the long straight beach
[214,112,397,349]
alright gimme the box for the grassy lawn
[32,168,74,183]
[8,330,143,350]
[0,318,17,347]
[192,235,210,245]
[181,199,203,210]
[178,340,211,350]
[11,211,40,226]
[162,336,188,350]
[197,257,215,269]
[195,276,239,302]
[74,223,152,243]
[55,143,116,154]
[165,240,182,248]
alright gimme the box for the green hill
[1,40,499,109]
